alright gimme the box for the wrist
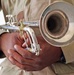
[0,31,8,58]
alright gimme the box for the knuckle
[20,58,24,64]
[22,52,31,58]
[22,53,26,58]
[21,51,28,58]
[18,56,24,64]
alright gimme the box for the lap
[0,58,55,75]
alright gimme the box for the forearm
[0,0,2,10]
[0,30,8,58]
[0,30,6,50]
[0,36,1,51]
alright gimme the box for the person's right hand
[0,32,62,71]
[2,33,62,71]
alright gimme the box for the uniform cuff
[61,42,74,63]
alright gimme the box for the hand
[0,32,24,64]
[12,35,62,71]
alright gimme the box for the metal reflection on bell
[39,1,74,47]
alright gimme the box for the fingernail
[22,42,26,47]
[26,38,28,43]
[8,49,11,54]
[14,45,17,49]
[9,56,15,65]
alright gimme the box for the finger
[22,32,28,39]
[8,49,43,70]
[22,42,27,48]
[19,31,28,42]
[8,49,25,64]
[8,49,37,65]
[9,55,43,71]
[22,38,30,48]
[14,45,36,59]
[9,56,38,71]
[8,55,15,65]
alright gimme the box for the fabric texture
[1,0,74,75]
[0,30,7,35]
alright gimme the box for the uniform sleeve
[0,29,7,35]
[60,0,74,64]
[51,0,74,64]
[61,42,74,63]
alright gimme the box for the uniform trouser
[0,58,74,75]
